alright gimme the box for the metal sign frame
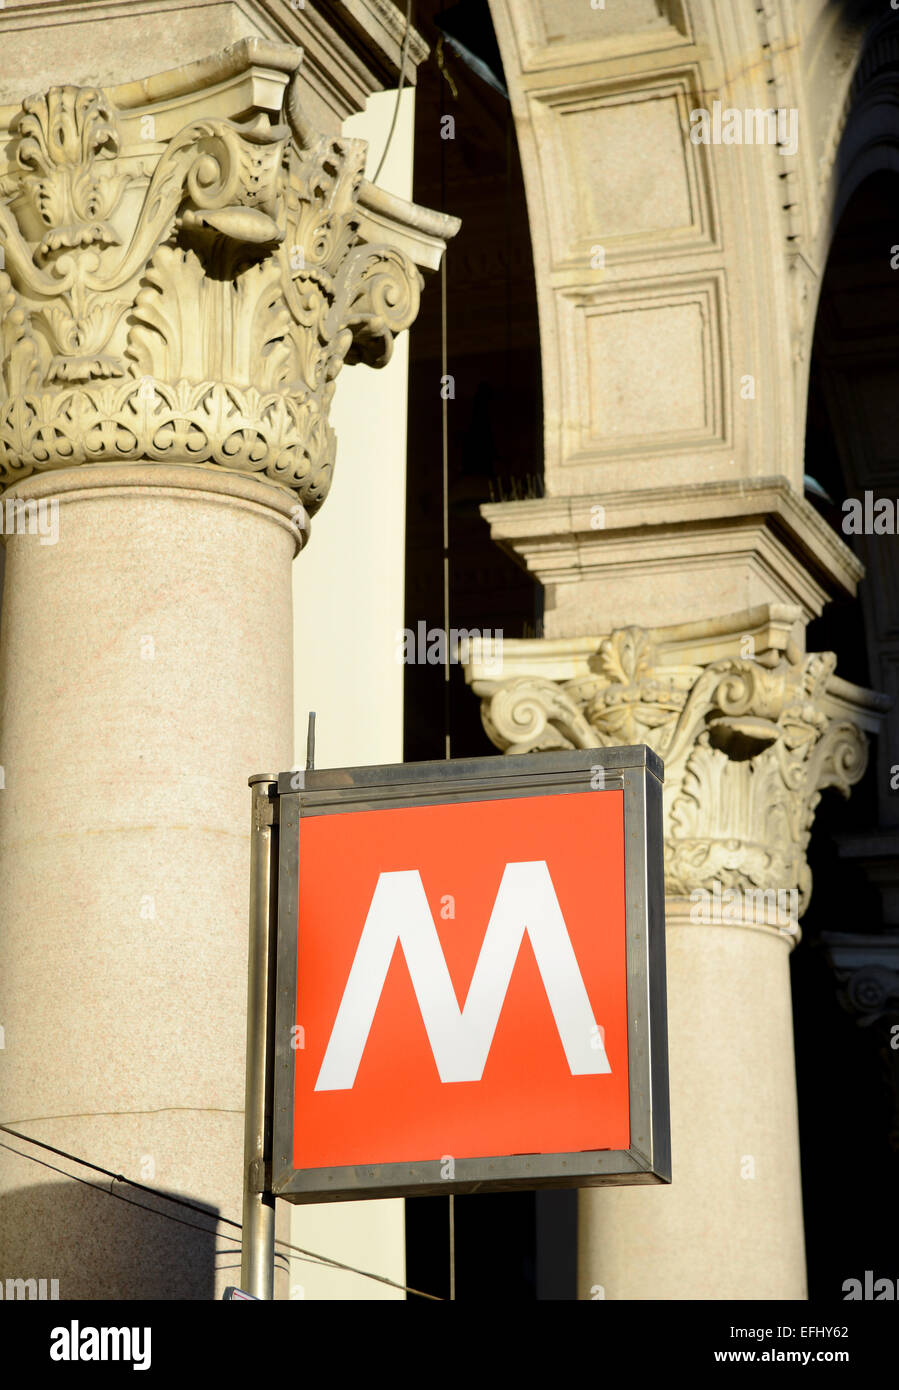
[268,745,669,1203]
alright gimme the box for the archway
[797,167,899,1299]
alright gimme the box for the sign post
[241,745,669,1295]
[239,774,279,1298]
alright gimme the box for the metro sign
[272,748,669,1200]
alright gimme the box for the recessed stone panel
[561,93,694,241]
[537,0,672,45]
[585,300,707,441]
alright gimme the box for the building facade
[0,0,897,1301]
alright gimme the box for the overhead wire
[0,1124,441,1301]
[371,0,414,186]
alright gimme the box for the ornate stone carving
[471,615,877,923]
[0,54,432,512]
[14,87,126,260]
[481,676,600,755]
[824,933,899,1150]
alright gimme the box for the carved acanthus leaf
[476,624,874,919]
[596,625,655,685]
[12,86,124,258]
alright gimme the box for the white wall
[287,85,415,1301]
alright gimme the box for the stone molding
[479,479,864,632]
[466,605,888,932]
[824,932,899,1028]
[0,40,457,513]
[0,2,428,123]
[824,930,899,1149]
[481,480,864,596]
[0,459,310,555]
[838,831,899,930]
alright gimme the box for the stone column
[467,605,886,1298]
[0,462,299,1300]
[0,41,454,1299]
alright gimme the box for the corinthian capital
[467,605,889,930]
[0,40,458,514]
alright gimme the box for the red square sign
[291,789,629,1170]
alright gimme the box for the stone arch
[796,119,899,1292]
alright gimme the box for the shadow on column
[0,1181,223,1300]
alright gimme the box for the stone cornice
[67,37,302,112]
[356,181,461,273]
[0,42,458,511]
[481,477,865,608]
[331,0,430,77]
[0,2,428,110]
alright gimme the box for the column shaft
[579,903,806,1300]
[0,464,299,1299]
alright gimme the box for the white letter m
[315,861,611,1089]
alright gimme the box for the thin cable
[0,1140,232,1246]
[372,0,413,186]
[442,248,451,763]
[0,1125,440,1301]
[439,69,455,1301]
[0,1123,221,1223]
[1,1131,434,1298]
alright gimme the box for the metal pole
[305,711,316,772]
[449,1194,456,1301]
[240,773,279,1298]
